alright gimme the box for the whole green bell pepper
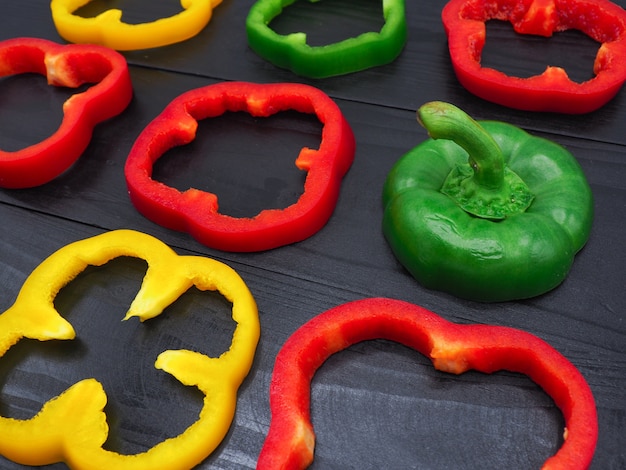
[382,102,593,302]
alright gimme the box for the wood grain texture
[0,0,624,468]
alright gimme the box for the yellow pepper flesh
[50,0,223,51]
[0,229,260,470]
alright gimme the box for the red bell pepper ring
[441,0,626,113]
[124,81,355,252]
[258,298,598,469]
[0,38,132,188]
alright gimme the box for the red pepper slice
[0,38,132,188]
[441,0,626,113]
[258,298,598,469]
[124,81,355,252]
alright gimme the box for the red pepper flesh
[442,0,626,113]
[258,298,598,470]
[0,37,133,188]
[124,81,355,252]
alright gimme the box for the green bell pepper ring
[382,102,593,302]
[258,298,597,469]
[245,0,407,78]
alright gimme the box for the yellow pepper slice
[0,229,260,470]
[50,0,222,50]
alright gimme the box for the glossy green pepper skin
[245,0,407,78]
[382,102,593,302]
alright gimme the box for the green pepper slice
[245,0,407,78]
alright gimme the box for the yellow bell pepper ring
[0,229,260,470]
[50,0,223,51]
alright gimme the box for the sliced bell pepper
[124,81,355,252]
[382,101,593,302]
[0,229,260,470]
[50,0,222,51]
[245,0,407,78]
[258,297,598,469]
[0,37,132,189]
[441,0,626,113]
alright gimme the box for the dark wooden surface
[0,1,625,468]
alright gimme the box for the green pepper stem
[417,101,504,190]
